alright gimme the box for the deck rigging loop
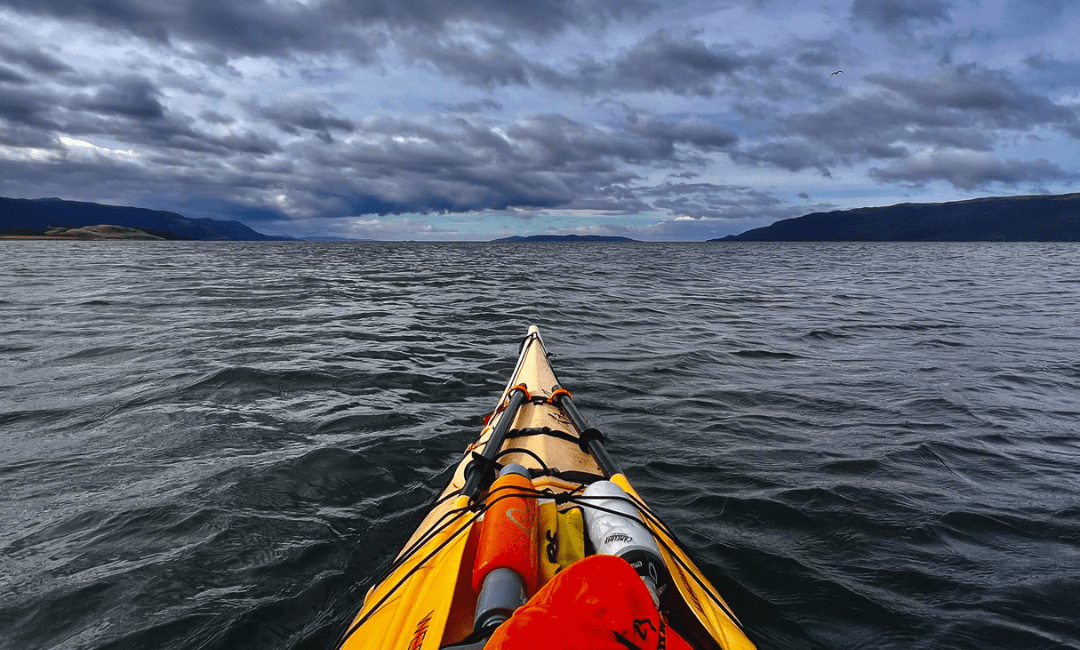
[336,483,746,650]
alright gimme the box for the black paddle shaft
[463,387,529,497]
[556,393,621,478]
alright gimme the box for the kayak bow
[335,326,755,650]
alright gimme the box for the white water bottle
[582,480,668,607]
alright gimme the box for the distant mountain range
[716,193,1080,242]
[7,193,1079,243]
[0,196,289,241]
[492,234,637,242]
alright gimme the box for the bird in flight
[831,70,843,76]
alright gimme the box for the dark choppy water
[2,241,1079,650]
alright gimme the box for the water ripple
[2,242,1080,650]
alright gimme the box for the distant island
[0,196,289,241]
[715,193,1080,242]
[492,234,638,242]
[8,193,1080,243]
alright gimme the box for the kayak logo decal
[407,610,434,650]
[505,507,532,536]
[546,529,558,563]
[605,532,634,545]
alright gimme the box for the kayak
[334,326,756,650]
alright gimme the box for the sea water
[2,241,1078,650]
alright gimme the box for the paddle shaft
[463,387,529,496]
[557,394,621,477]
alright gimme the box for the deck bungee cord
[333,327,756,650]
[335,474,748,649]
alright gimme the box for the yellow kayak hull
[336,326,755,650]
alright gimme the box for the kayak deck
[335,326,755,650]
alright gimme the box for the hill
[492,234,637,242]
[0,197,289,241]
[715,193,1080,242]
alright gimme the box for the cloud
[850,0,952,32]
[538,30,772,97]
[431,99,503,114]
[2,0,1079,240]
[731,138,839,176]
[0,0,657,63]
[338,216,462,241]
[867,64,1079,132]
[0,65,28,85]
[399,33,533,89]
[141,109,733,221]
[513,182,824,241]
[0,85,62,132]
[793,40,844,68]
[321,0,656,37]
[600,30,765,97]
[625,112,738,153]
[729,63,1080,184]
[643,182,786,219]
[73,77,166,121]
[0,42,75,76]
[554,182,813,240]
[403,29,773,98]
[249,100,357,143]
[0,0,360,59]
[868,148,1075,190]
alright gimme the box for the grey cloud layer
[734,63,1079,185]
[405,29,774,98]
[1,0,1078,239]
[0,0,657,58]
[850,0,952,31]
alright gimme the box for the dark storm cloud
[0,0,351,59]
[73,77,166,121]
[794,40,843,68]
[400,33,533,89]
[249,102,357,144]
[502,112,731,168]
[849,0,951,31]
[199,110,235,125]
[0,124,58,149]
[0,84,61,131]
[1,71,224,150]
[0,152,289,221]
[0,42,74,76]
[626,114,738,151]
[869,151,1075,190]
[322,0,656,37]
[540,31,770,97]
[868,64,1079,131]
[302,115,603,213]
[731,138,839,176]
[267,110,735,217]
[0,67,281,160]
[730,63,1080,187]
[602,30,761,96]
[0,65,28,84]
[405,30,768,98]
[431,99,503,114]
[0,0,657,61]
[3,0,1077,240]
[57,87,284,158]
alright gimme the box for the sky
[1,0,1078,241]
